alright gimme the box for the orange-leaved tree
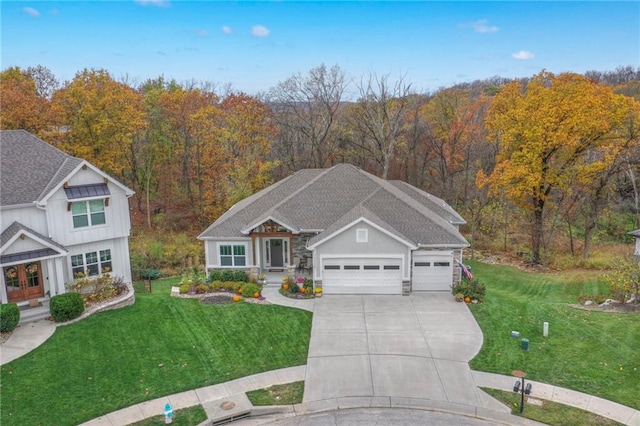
[0,66,57,136]
[51,68,145,184]
[478,71,636,263]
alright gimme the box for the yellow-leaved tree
[478,71,638,263]
[51,69,145,184]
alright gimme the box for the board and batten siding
[64,238,132,284]
[0,207,48,237]
[45,183,132,248]
[313,221,412,279]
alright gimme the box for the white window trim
[356,228,368,243]
[217,242,248,268]
[71,249,112,277]
[71,199,107,229]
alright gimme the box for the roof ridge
[264,165,337,217]
[36,157,80,202]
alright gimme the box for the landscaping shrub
[451,278,486,302]
[232,282,243,293]
[50,293,85,322]
[140,268,161,280]
[208,270,224,283]
[0,303,20,332]
[241,282,261,298]
[66,273,127,304]
[209,280,224,291]
[179,283,192,294]
[289,282,300,294]
[223,281,236,291]
[195,284,208,294]
[221,270,235,282]
[233,270,248,282]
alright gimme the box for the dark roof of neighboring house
[0,130,82,206]
[199,163,469,248]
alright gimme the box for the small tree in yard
[603,256,640,303]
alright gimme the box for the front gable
[308,217,417,251]
[38,160,134,207]
[241,217,299,236]
[0,222,67,266]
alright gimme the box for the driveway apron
[303,293,486,408]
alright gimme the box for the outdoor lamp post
[512,370,527,414]
[512,370,532,414]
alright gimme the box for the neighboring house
[198,164,469,295]
[629,229,640,258]
[0,130,134,307]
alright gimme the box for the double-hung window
[219,244,246,267]
[72,199,106,228]
[71,249,112,277]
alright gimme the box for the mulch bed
[200,295,235,305]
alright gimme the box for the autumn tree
[191,93,278,223]
[157,86,218,207]
[348,72,412,179]
[479,71,637,263]
[0,66,57,136]
[51,69,145,183]
[266,64,347,173]
[422,87,488,205]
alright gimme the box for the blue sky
[2,1,638,95]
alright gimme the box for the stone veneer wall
[292,233,315,262]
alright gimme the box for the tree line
[2,64,639,264]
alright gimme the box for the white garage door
[412,251,453,291]
[322,258,402,295]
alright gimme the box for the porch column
[0,272,7,303]
[54,257,66,295]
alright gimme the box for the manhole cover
[220,401,236,410]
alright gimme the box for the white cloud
[512,50,536,60]
[459,19,498,33]
[195,29,209,37]
[23,7,40,17]
[472,19,499,33]
[222,26,232,34]
[135,0,170,7]
[251,25,270,37]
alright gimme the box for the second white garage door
[412,251,453,291]
[321,258,402,295]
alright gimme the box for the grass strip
[246,381,304,405]
[482,388,624,426]
[128,405,207,426]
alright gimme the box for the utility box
[521,338,529,351]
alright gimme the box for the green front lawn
[467,261,640,409]
[0,277,312,426]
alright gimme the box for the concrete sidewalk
[0,319,56,365]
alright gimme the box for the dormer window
[71,199,106,228]
[65,183,110,229]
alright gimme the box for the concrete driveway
[303,293,488,407]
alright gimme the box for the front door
[4,262,44,303]
[269,239,284,267]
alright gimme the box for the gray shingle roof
[199,164,469,248]
[0,130,82,206]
